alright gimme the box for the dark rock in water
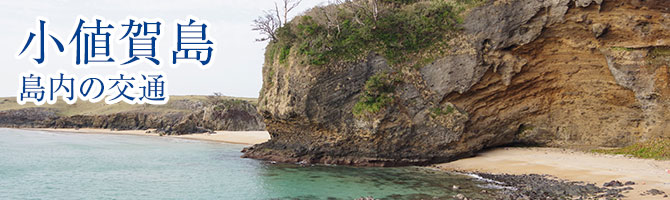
[642,189,666,196]
[477,173,626,199]
[603,180,624,187]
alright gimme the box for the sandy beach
[436,147,670,199]
[26,128,270,145]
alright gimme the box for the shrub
[278,45,292,64]
[353,72,399,116]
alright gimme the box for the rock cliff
[243,0,670,166]
[0,98,265,134]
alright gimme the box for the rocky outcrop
[0,99,266,134]
[0,107,59,128]
[244,0,670,166]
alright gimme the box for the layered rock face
[243,0,670,166]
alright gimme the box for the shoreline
[13,128,670,198]
[22,128,270,145]
[434,147,670,199]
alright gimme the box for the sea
[0,128,499,200]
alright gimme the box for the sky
[0,0,328,98]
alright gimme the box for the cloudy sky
[0,0,328,98]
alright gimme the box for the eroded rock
[245,0,670,166]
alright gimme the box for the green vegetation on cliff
[593,139,670,160]
[262,0,485,116]
[353,72,399,116]
[429,104,455,117]
[266,0,482,67]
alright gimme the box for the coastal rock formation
[0,107,59,127]
[0,98,265,134]
[244,0,670,166]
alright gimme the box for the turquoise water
[0,129,493,200]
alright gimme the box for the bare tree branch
[274,2,283,27]
[320,5,341,34]
[252,0,303,42]
[252,10,280,42]
[337,0,381,28]
[285,0,303,26]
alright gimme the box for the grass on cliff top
[592,139,670,160]
[263,0,485,116]
[0,95,257,117]
[266,0,485,67]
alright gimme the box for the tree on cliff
[252,0,302,42]
[336,0,381,29]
